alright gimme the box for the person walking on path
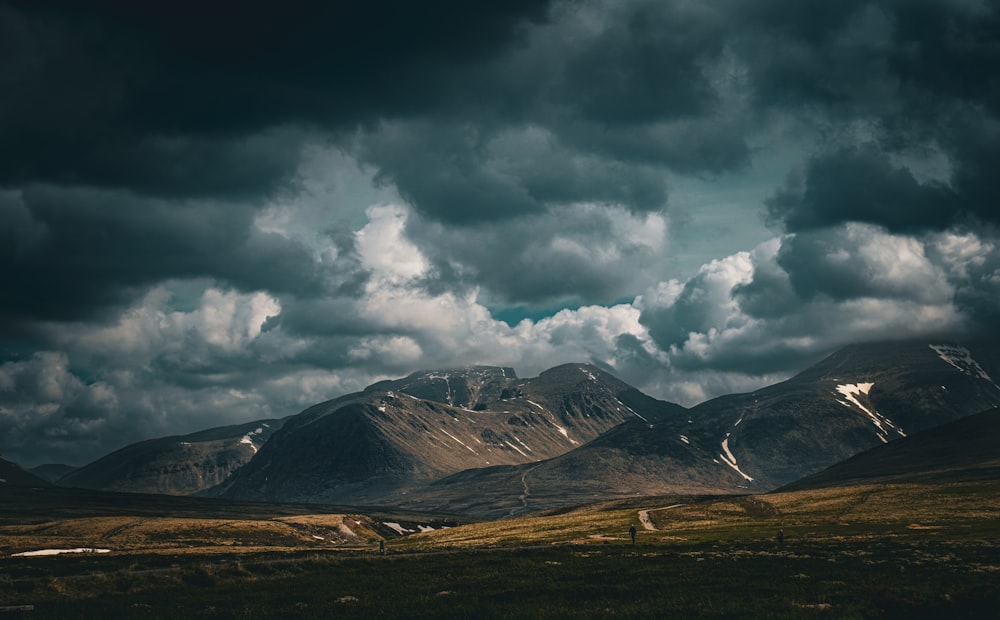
[629,524,637,545]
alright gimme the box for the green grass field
[2,480,998,618]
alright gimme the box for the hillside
[781,405,1000,491]
[28,463,77,483]
[678,340,1000,488]
[0,456,50,488]
[58,419,286,495]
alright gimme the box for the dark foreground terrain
[2,478,999,619]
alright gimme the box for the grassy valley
[2,478,998,618]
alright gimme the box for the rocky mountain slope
[57,419,285,495]
[679,340,1000,489]
[214,364,687,505]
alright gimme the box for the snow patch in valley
[834,382,906,443]
[13,548,111,557]
[383,522,413,535]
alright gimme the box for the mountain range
[14,339,1000,518]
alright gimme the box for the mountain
[363,340,1000,517]
[215,364,687,505]
[781,405,1000,491]
[28,463,78,483]
[0,456,50,487]
[58,419,285,495]
[680,340,1000,489]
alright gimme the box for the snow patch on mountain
[440,429,477,454]
[513,435,532,453]
[505,440,529,457]
[719,433,753,482]
[715,412,754,482]
[835,382,906,443]
[617,400,649,422]
[930,344,998,389]
[239,426,266,453]
[547,419,578,445]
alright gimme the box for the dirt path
[102,519,147,540]
[637,504,683,531]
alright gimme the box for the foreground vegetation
[2,480,999,618]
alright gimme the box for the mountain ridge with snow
[35,339,1000,518]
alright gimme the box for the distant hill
[59,419,286,495]
[780,406,1000,491]
[28,463,78,483]
[0,456,50,487]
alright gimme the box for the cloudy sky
[2,0,999,467]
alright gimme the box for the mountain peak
[365,365,518,409]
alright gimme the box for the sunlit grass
[2,479,998,617]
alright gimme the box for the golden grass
[393,479,1000,550]
[3,479,998,558]
[0,513,387,556]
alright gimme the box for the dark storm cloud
[640,261,746,352]
[928,228,1000,334]
[0,186,322,322]
[360,122,672,223]
[765,146,957,233]
[405,204,665,307]
[552,1,724,125]
[351,0,751,224]
[1,0,559,326]
[0,0,552,197]
[772,227,943,303]
[731,257,799,321]
[742,0,1000,233]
